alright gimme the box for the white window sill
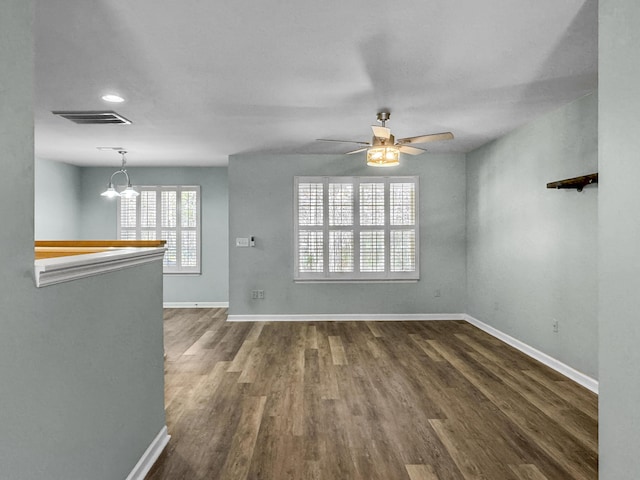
[294,278,419,284]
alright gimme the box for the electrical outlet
[257,290,265,299]
[251,290,265,300]
[435,289,441,298]
[553,319,559,333]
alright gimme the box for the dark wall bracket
[547,173,598,192]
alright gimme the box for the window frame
[117,185,201,275]
[294,176,419,282]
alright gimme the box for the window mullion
[322,179,330,278]
[353,177,361,275]
[194,212,200,271]
[384,178,391,278]
[413,177,419,276]
[156,189,162,248]
[117,197,121,238]
[175,187,182,269]
[135,191,142,239]
[294,177,300,277]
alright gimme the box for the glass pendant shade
[101,185,120,197]
[120,185,140,198]
[367,146,400,167]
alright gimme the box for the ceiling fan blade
[317,138,371,145]
[346,147,368,155]
[397,132,454,145]
[371,125,391,139]
[399,145,427,155]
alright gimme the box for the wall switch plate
[236,237,249,247]
[553,319,559,333]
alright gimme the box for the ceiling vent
[52,110,132,125]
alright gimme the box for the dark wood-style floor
[146,308,598,480]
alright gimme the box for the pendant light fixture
[100,150,139,198]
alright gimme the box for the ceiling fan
[318,112,454,167]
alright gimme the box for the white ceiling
[34,0,597,167]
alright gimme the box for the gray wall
[228,153,467,315]
[79,166,229,304]
[599,1,640,476]
[1,3,166,479]
[34,158,81,239]
[16,264,167,480]
[466,93,598,379]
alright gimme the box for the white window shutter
[117,185,201,274]
[295,176,418,281]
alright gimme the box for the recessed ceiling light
[101,94,125,103]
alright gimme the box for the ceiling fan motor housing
[377,111,391,124]
[372,133,395,146]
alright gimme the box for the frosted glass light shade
[367,146,400,167]
[120,186,139,198]
[101,185,120,198]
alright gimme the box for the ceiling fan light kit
[367,136,400,166]
[366,147,400,167]
[318,111,453,167]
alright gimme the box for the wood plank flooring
[146,309,598,480]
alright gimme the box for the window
[118,186,201,274]
[294,176,419,281]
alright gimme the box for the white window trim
[294,176,419,282]
[117,185,201,274]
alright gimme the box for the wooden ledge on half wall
[35,240,167,260]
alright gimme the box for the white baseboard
[163,302,229,308]
[227,313,465,322]
[125,426,170,480]
[463,314,598,394]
